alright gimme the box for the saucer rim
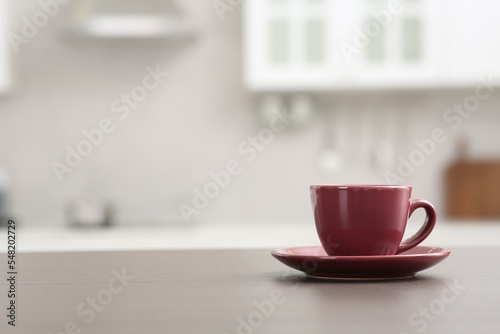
[271,245,451,281]
[271,245,451,261]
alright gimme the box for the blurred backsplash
[1,0,500,226]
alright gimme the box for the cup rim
[310,184,412,190]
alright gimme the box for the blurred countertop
[1,220,500,252]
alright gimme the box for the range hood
[69,0,195,39]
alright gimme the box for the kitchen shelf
[68,15,196,39]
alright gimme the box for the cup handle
[396,199,437,254]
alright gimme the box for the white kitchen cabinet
[343,0,440,89]
[244,0,336,90]
[439,0,500,86]
[243,0,500,91]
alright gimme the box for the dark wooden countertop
[1,247,499,334]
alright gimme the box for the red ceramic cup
[310,185,436,256]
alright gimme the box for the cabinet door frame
[243,0,335,91]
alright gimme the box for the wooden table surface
[1,247,499,334]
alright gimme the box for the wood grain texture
[445,161,500,218]
[0,248,499,334]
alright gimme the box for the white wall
[1,0,499,226]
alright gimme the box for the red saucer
[271,245,451,280]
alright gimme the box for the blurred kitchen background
[1,0,500,251]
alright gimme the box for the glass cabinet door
[244,0,334,90]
